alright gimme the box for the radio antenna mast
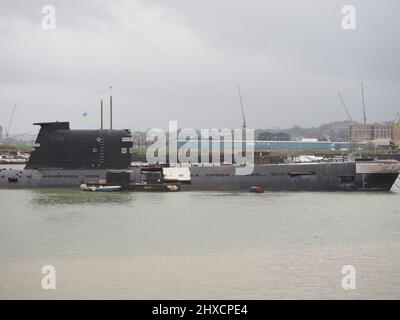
[109,85,113,129]
[100,91,104,130]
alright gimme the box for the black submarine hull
[180,161,400,191]
[1,161,398,191]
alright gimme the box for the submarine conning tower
[25,121,133,170]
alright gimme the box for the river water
[1,165,400,299]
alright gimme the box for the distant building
[349,123,392,142]
[301,138,318,142]
[258,131,290,141]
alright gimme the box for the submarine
[0,120,399,191]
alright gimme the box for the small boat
[80,183,122,192]
[165,184,180,192]
[249,186,264,193]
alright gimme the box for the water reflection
[29,188,134,207]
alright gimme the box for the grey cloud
[0,0,399,136]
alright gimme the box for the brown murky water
[1,181,400,299]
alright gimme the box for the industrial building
[257,131,290,141]
[177,140,369,152]
[349,123,392,142]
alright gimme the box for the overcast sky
[1,0,400,136]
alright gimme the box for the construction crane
[361,82,367,124]
[5,104,16,137]
[336,92,353,122]
[237,84,247,130]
